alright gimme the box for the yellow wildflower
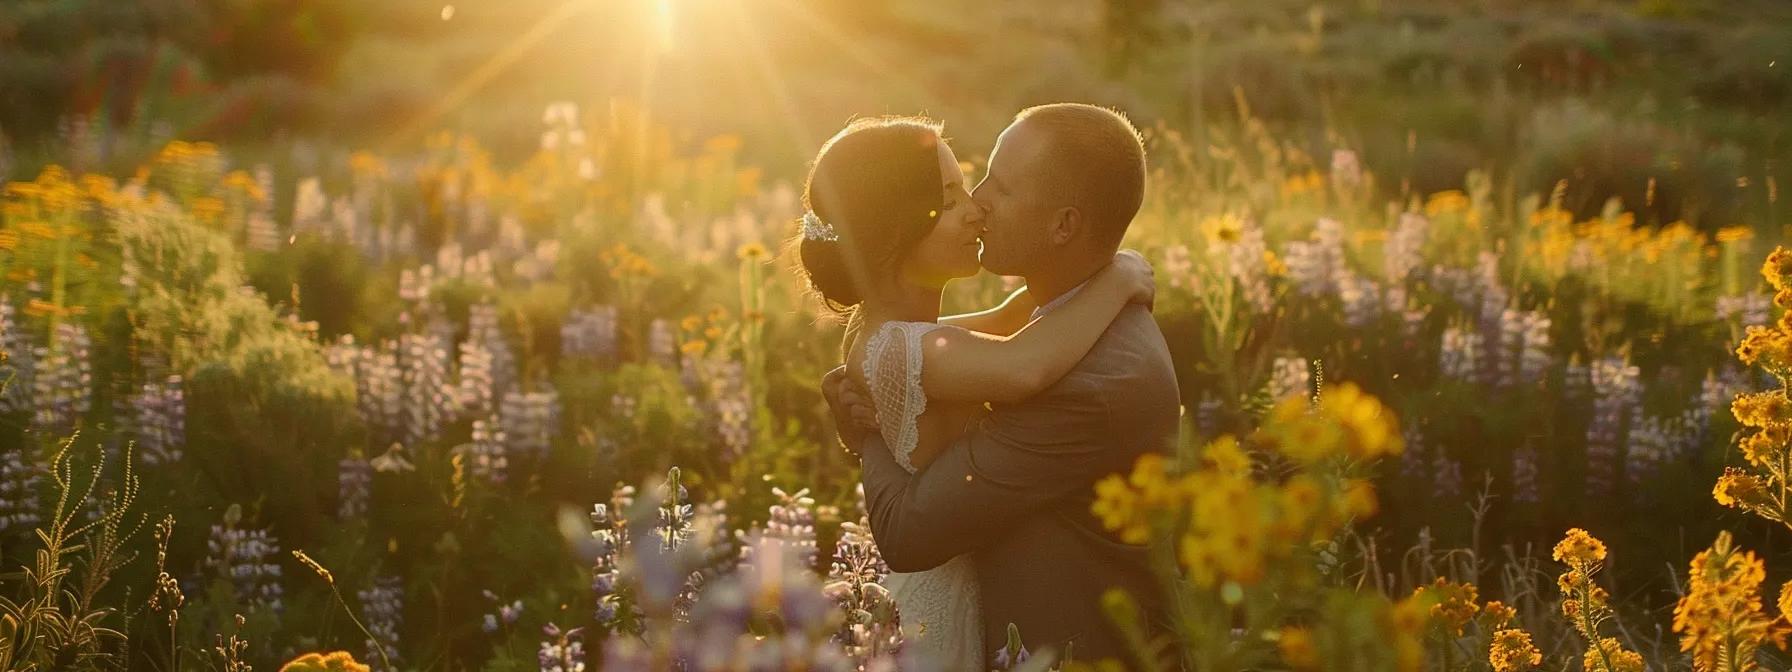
[1488,628,1542,672]
[280,651,371,672]
[1178,533,1221,587]
[1764,247,1792,291]
[1200,434,1251,475]
[1423,578,1479,636]
[1481,600,1517,629]
[1320,382,1402,459]
[1583,638,1643,672]
[1732,390,1792,428]
[1200,213,1244,246]
[1778,580,1792,621]
[1674,531,1779,671]
[737,241,770,261]
[1714,467,1771,510]
[1340,479,1378,519]
[1092,474,1147,544]
[1553,528,1608,568]
[1426,190,1470,216]
[1716,226,1754,243]
[1739,425,1789,468]
[1278,627,1319,670]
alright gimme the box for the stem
[330,581,394,671]
[1574,570,1617,672]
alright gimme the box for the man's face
[971,120,1057,277]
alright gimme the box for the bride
[791,115,1154,669]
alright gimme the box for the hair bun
[797,231,861,308]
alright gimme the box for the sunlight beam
[383,0,590,151]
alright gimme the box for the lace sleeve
[862,321,942,474]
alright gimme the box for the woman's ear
[1049,206,1083,245]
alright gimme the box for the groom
[824,103,1181,663]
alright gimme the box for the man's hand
[822,366,878,455]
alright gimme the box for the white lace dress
[863,320,984,670]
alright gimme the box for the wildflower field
[3,0,1792,670]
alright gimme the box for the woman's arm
[918,250,1154,404]
[938,285,1037,336]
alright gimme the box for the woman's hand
[1109,249,1156,309]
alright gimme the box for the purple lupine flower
[0,447,43,534]
[591,484,639,633]
[538,622,586,672]
[1585,356,1641,496]
[1268,357,1310,401]
[742,487,817,571]
[992,623,1031,670]
[827,486,901,663]
[649,318,676,364]
[338,450,372,520]
[1384,212,1430,284]
[467,303,517,397]
[205,505,284,614]
[1432,450,1463,500]
[1439,326,1483,383]
[1516,311,1553,386]
[481,589,524,634]
[132,375,186,465]
[456,339,496,420]
[468,415,508,484]
[1512,445,1541,505]
[1563,358,1591,401]
[1626,414,1675,487]
[561,306,619,362]
[358,575,404,669]
[500,389,559,463]
[1399,425,1428,484]
[1227,220,1273,314]
[1194,395,1224,439]
[32,322,92,433]
[0,297,35,414]
[399,331,456,445]
[1493,309,1525,389]
[1283,219,1345,299]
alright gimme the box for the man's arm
[860,377,1112,572]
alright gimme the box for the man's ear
[1048,206,1082,245]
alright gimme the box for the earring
[928,209,939,219]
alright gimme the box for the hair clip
[801,211,838,241]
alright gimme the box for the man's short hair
[1014,103,1146,245]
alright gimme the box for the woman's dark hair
[794,116,945,316]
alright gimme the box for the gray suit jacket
[860,304,1181,665]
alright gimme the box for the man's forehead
[990,120,1046,171]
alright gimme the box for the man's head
[972,103,1146,278]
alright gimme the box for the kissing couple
[793,103,1181,669]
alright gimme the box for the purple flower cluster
[131,374,186,465]
[561,306,619,362]
[206,505,285,614]
[358,574,404,669]
[32,322,92,433]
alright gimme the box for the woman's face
[902,139,985,288]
